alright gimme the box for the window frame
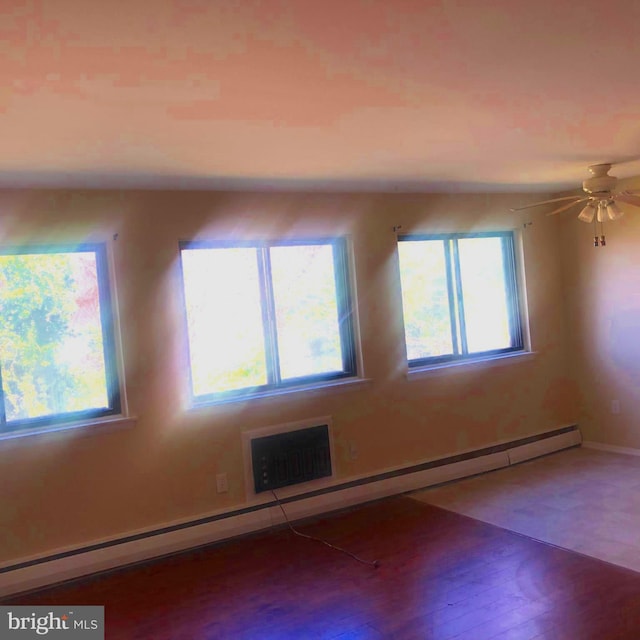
[179,237,358,405]
[0,243,122,434]
[398,231,524,368]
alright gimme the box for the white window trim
[188,376,373,409]
[0,415,138,445]
[406,350,537,379]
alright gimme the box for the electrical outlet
[348,442,358,460]
[611,399,621,414]
[216,473,229,493]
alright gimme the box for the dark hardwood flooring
[5,496,640,639]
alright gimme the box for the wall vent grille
[250,424,332,494]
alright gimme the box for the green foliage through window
[398,232,523,366]
[0,245,121,432]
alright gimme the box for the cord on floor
[271,490,379,569]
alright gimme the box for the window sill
[0,415,138,445]
[406,350,537,379]
[191,377,373,409]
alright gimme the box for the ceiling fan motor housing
[583,163,617,195]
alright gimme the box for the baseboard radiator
[0,424,581,598]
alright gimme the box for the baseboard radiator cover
[508,429,582,464]
[0,424,580,598]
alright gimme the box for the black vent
[251,424,332,494]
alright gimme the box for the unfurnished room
[2,1,640,638]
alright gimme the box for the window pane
[0,251,109,422]
[398,241,453,360]
[270,244,343,380]
[181,248,267,395]
[458,237,512,353]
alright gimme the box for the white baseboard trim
[508,430,582,464]
[0,508,273,601]
[0,425,580,599]
[582,440,640,457]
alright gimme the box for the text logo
[0,607,104,639]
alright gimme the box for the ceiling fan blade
[510,195,582,212]
[545,198,589,216]
[615,194,640,207]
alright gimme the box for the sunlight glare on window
[270,244,343,380]
[458,238,511,353]
[398,240,453,360]
[181,248,268,396]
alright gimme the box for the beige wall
[561,176,640,449]
[0,189,577,564]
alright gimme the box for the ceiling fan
[511,163,640,223]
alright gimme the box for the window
[398,232,523,367]
[0,244,121,433]
[180,238,357,402]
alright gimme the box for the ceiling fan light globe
[577,203,596,223]
[606,202,624,220]
[596,202,608,223]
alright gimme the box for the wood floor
[6,496,640,639]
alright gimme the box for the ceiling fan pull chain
[593,218,606,247]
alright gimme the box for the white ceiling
[2,0,640,191]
